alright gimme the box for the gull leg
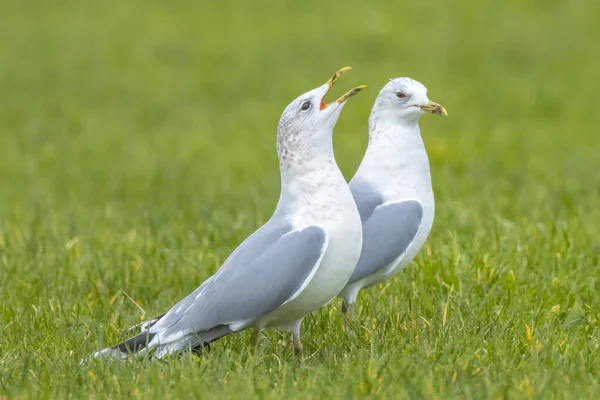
[342,301,355,322]
[250,330,261,349]
[341,287,360,324]
[290,320,303,356]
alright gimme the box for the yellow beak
[325,66,352,87]
[420,101,448,116]
[321,67,366,109]
[333,85,367,103]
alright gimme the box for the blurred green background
[1,0,599,398]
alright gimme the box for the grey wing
[347,200,423,284]
[218,215,292,271]
[349,177,384,222]
[150,226,328,338]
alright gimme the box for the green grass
[1,0,599,398]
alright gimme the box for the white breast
[260,162,363,328]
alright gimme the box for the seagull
[338,77,447,320]
[92,68,365,359]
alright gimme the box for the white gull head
[371,77,447,126]
[276,68,365,170]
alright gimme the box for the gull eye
[396,91,407,99]
[300,101,311,111]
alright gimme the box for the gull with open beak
[339,77,447,320]
[91,68,365,359]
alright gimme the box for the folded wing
[149,225,329,342]
[347,200,423,284]
[95,223,329,359]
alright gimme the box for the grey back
[349,178,384,222]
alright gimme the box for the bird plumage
[339,77,446,319]
[91,70,365,359]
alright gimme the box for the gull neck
[354,111,432,197]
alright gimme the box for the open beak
[420,101,448,116]
[320,67,366,110]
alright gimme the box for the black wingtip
[115,331,157,354]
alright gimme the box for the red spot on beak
[320,99,327,110]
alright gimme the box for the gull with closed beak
[339,77,447,320]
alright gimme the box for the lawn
[1,0,599,398]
